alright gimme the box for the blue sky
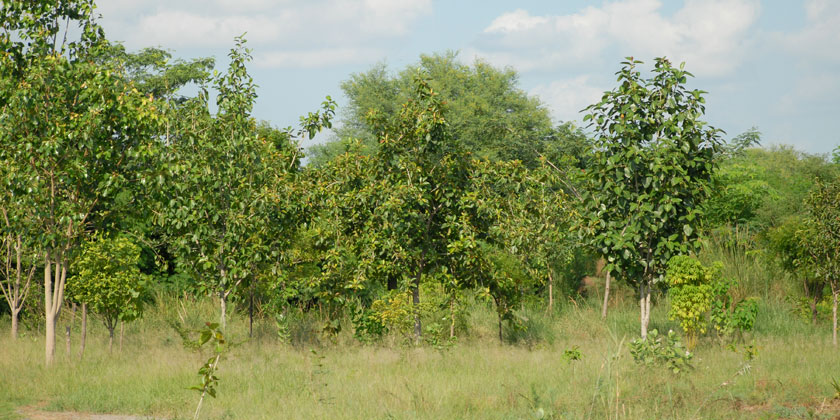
[96,0,839,155]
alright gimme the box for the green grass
[3,293,840,419]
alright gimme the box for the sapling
[190,322,226,420]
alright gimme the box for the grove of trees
[2,1,840,374]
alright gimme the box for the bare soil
[17,405,161,420]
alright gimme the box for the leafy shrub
[67,235,149,346]
[563,346,582,363]
[666,256,717,348]
[709,276,760,339]
[666,256,759,347]
[629,329,693,374]
[350,306,387,343]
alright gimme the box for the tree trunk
[412,277,421,344]
[249,283,254,338]
[601,271,611,319]
[547,271,554,312]
[833,289,838,347]
[108,327,115,353]
[645,288,651,334]
[811,297,818,325]
[65,303,76,357]
[639,282,649,339]
[219,290,227,331]
[44,251,66,366]
[45,311,56,364]
[10,308,19,339]
[3,233,34,341]
[449,298,455,339]
[79,303,87,360]
[498,313,503,344]
[65,325,71,356]
[119,322,124,353]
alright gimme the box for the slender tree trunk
[833,288,838,347]
[498,313,503,344]
[601,271,611,319]
[65,325,71,356]
[65,303,76,357]
[219,289,227,331]
[547,271,554,312]
[811,297,818,325]
[449,297,455,339]
[645,283,651,332]
[119,322,124,352]
[639,282,649,339]
[78,303,87,360]
[412,275,421,344]
[108,327,115,353]
[249,283,254,338]
[44,251,66,366]
[10,308,19,339]
[46,311,56,364]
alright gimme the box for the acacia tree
[582,58,722,338]
[0,1,160,364]
[805,181,840,345]
[309,52,554,167]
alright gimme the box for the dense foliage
[1,2,839,375]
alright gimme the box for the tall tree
[311,75,496,342]
[0,0,161,364]
[309,52,555,167]
[157,37,332,330]
[805,181,840,345]
[582,58,722,338]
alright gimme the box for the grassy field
[2,291,840,420]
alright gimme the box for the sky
[95,0,840,155]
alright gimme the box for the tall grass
[2,290,839,419]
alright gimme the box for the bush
[665,256,759,347]
[629,329,693,374]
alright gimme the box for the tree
[310,75,496,343]
[582,58,722,338]
[157,37,332,330]
[0,0,161,364]
[67,235,147,352]
[805,180,840,345]
[469,160,576,314]
[309,52,555,167]
[767,217,825,324]
[0,206,38,339]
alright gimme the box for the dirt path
[17,406,161,420]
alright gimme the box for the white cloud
[257,47,382,69]
[96,0,432,68]
[530,76,605,122]
[476,0,760,77]
[777,0,840,63]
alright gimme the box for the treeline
[1,1,839,366]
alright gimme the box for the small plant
[665,256,716,349]
[710,277,759,339]
[666,256,759,348]
[629,329,693,374]
[831,377,840,400]
[563,346,582,363]
[274,312,291,344]
[190,322,226,420]
[423,321,457,351]
[350,306,387,343]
